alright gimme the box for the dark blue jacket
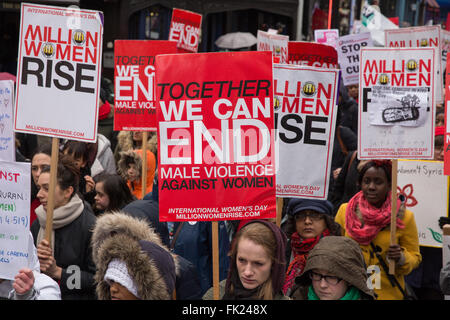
[172,221,230,295]
[175,254,203,300]
[122,200,170,247]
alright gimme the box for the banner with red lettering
[14,3,103,142]
[288,42,337,68]
[445,54,450,175]
[168,8,202,53]
[359,48,436,159]
[385,26,443,104]
[257,30,289,63]
[156,51,275,221]
[0,161,30,280]
[274,65,339,199]
[314,29,339,49]
[114,40,177,131]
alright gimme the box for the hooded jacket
[114,131,157,164]
[92,212,202,300]
[117,149,156,199]
[291,236,375,300]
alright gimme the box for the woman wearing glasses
[282,199,341,296]
[291,236,375,300]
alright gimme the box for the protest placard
[337,32,373,86]
[385,25,443,104]
[14,3,103,142]
[288,41,338,68]
[359,47,436,159]
[0,81,15,162]
[445,55,450,175]
[314,29,339,49]
[257,30,289,63]
[274,64,339,199]
[0,161,31,280]
[168,8,202,53]
[441,29,450,77]
[444,224,450,300]
[114,40,178,131]
[156,51,275,222]
[397,160,448,248]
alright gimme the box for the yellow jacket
[335,203,421,300]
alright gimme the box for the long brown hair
[229,222,277,300]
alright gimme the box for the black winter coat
[31,202,97,300]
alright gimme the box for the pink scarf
[345,191,404,245]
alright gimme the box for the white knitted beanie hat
[104,258,139,298]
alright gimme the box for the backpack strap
[170,222,185,251]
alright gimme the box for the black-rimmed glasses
[309,271,342,285]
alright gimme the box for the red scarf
[345,191,405,245]
[282,229,330,295]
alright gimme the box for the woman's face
[361,166,390,207]
[94,181,110,211]
[295,210,327,238]
[436,113,445,127]
[311,268,348,300]
[31,153,51,185]
[132,131,143,142]
[236,238,272,290]
[36,172,70,211]
[109,280,139,300]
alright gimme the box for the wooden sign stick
[328,0,333,29]
[212,221,220,300]
[141,131,148,199]
[44,137,60,245]
[389,159,398,275]
[276,197,283,227]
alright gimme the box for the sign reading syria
[274,64,339,199]
[288,42,338,68]
[397,160,448,248]
[337,32,373,86]
[0,161,31,280]
[168,8,202,53]
[156,51,275,221]
[14,3,103,142]
[359,48,436,159]
[257,30,289,63]
[385,26,443,104]
[114,40,178,131]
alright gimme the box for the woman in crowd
[335,160,421,300]
[93,174,136,215]
[282,199,341,296]
[62,140,96,204]
[203,220,289,300]
[92,212,202,300]
[31,156,97,300]
[30,143,52,227]
[117,148,156,199]
[291,236,375,300]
